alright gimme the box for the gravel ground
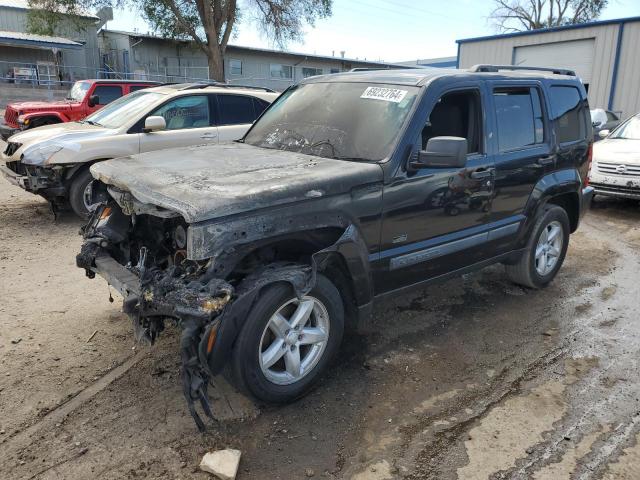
[1,163,639,479]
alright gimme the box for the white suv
[0,83,279,217]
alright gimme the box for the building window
[302,67,323,78]
[493,87,545,151]
[230,59,242,76]
[270,64,293,79]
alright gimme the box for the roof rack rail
[469,64,576,76]
[179,82,276,93]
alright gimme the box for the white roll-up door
[514,38,595,85]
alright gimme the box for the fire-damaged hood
[90,142,383,223]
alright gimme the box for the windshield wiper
[82,120,103,127]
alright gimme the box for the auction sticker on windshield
[361,86,408,103]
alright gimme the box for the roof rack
[179,82,276,93]
[469,64,576,76]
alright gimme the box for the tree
[490,0,608,32]
[27,0,332,81]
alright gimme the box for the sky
[103,0,640,63]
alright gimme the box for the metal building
[0,0,102,83]
[456,16,640,118]
[98,29,406,90]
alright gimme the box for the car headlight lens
[17,115,28,125]
[21,143,64,165]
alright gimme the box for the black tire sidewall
[527,206,570,287]
[68,168,94,218]
[231,274,344,404]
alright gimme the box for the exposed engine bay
[77,183,318,430]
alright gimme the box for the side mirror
[87,95,99,107]
[409,136,468,171]
[598,129,610,139]
[143,116,166,133]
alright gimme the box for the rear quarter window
[550,86,587,143]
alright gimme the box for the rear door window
[550,86,586,143]
[93,85,123,105]
[217,94,257,125]
[493,87,545,152]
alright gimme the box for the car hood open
[91,142,383,223]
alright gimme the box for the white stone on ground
[199,449,242,480]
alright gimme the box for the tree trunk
[206,46,225,82]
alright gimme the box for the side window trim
[490,81,550,154]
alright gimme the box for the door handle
[470,168,493,180]
[200,133,218,139]
[537,155,556,166]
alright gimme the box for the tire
[230,273,344,403]
[506,205,570,289]
[68,168,94,219]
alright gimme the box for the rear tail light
[585,143,593,187]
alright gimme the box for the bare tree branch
[489,0,607,32]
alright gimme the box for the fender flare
[200,224,374,376]
[518,168,581,246]
[22,111,69,126]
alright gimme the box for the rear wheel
[230,273,344,403]
[506,205,570,289]
[68,168,94,219]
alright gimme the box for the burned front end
[77,181,314,430]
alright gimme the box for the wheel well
[228,228,359,331]
[64,159,109,187]
[29,116,62,127]
[547,192,579,232]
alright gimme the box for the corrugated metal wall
[458,21,640,118]
[612,22,640,120]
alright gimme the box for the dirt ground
[1,164,640,479]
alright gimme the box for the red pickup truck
[0,79,160,140]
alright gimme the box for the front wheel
[68,168,95,219]
[506,205,570,289]
[230,273,344,403]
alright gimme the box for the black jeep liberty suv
[77,65,594,429]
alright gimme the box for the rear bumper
[590,182,640,200]
[0,122,18,141]
[580,186,595,216]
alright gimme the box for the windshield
[67,81,91,102]
[244,82,419,161]
[610,116,640,140]
[82,91,166,129]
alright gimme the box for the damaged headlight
[21,143,64,165]
[174,224,187,249]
